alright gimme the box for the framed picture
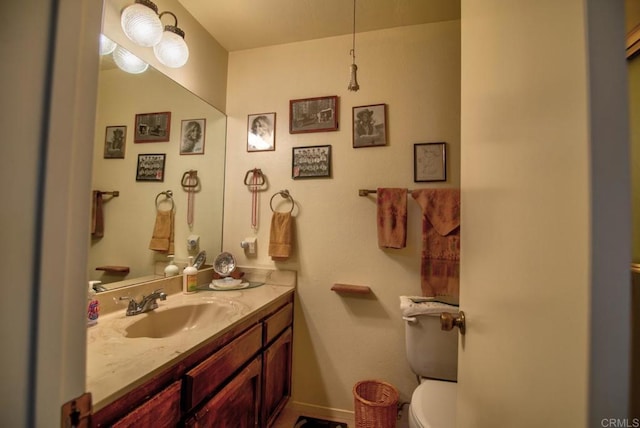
[180,118,206,155]
[247,112,276,152]
[414,142,447,182]
[353,104,387,148]
[289,96,338,134]
[136,154,166,182]
[134,111,171,143]
[104,125,126,159]
[292,145,331,179]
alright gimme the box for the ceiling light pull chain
[348,0,360,92]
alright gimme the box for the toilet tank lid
[400,296,459,318]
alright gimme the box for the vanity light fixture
[347,0,360,92]
[153,11,189,68]
[112,46,149,74]
[99,34,117,56]
[120,0,164,47]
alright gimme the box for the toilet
[401,297,459,428]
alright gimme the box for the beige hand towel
[269,211,293,260]
[377,188,407,249]
[149,209,175,254]
[411,189,460,301]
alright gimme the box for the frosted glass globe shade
[153,31,189,68]
[112,46,149,74]
[120,3,163,47]
[99,34,116,56]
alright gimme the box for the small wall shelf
[96,265,130,274]
[331,284,372,295]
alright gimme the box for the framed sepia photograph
[104,125,126,159]
[136,153,166,182]
[247,112,276,152]
[353,104,387,148]
[289,96,338,134]
[414,142,447,182]
[180,118,206,155]
[134,111,171,143]
[292,145,331,179]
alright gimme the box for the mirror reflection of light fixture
[120,0,163,47]
[153,12,189,68]
[348,0,359,91]
[99,34,117,56]
[112,46,149,74]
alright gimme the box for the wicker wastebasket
[353,380,399,428]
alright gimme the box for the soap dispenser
[164,255,179,277]
[182,256,198,294]
[87,281,100,326]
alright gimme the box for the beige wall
[90,67,226,282]
[225,21,461,410]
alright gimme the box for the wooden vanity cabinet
[261,303,293,427]
[91,291,294,428]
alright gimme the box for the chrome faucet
[123,289,167,316]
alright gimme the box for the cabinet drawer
[186,356,262,428]
[111,380,181,428]
[263,303,293,345]
[184,323,262,411]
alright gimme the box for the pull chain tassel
[348,63,359,91]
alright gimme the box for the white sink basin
[125,300,241,339]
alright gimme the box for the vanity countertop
[86,269,295,412]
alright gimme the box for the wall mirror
[87,49,226,289]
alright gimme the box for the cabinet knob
[440,311,466,335]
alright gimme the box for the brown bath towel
[149,209,175,254]
[377,188,408,249]
[91,191,104,239]
[411,189,460,301]
[269,211,293,260]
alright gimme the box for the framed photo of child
[352,104,387,148]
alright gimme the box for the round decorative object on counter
[213,252,236,277]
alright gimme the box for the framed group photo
[134,111,171,143]
[103,125,126,159]
[136,154,166,182]
[180,118,206,155]
[353,104,387,148]
[289,96,338,134]
[414,142,447,182]
[292,145,331,179]
[247,112,276,152]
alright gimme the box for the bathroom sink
[125,301,241,339]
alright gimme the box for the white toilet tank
[404,305,458,381]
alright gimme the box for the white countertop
[86,269,295,411]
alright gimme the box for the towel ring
[270,190,295,213]
[155,190,175,211]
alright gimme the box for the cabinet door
[186,356,262,428]
[262,327,293,427]
[111,381,181,428]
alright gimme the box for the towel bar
[358,188,415,196]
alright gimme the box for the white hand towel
[400,296,459,318]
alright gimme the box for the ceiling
[176,0,461,52]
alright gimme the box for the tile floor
[272,404,354,427]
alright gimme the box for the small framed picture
[136,154,166,182]
[414,142,447,182]
[353,104,387,148]
[180,118,206,155]
[104,125,126,159]
[292,145,332,179]
[134,111,171,143]
[247,112,276,152]
[289,96,338,134]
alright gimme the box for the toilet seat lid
[410,379,457,428]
